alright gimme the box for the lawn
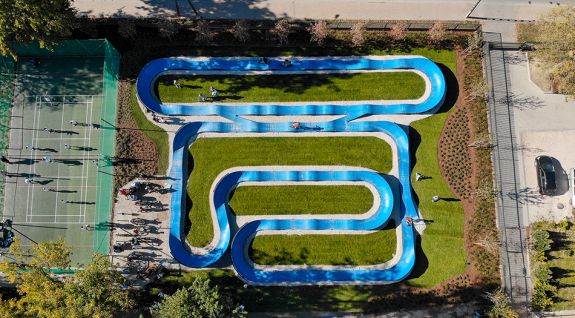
[157,72,425,103]
[251,227,397,266]
[187,137,392,247]
[407,50,466,288]
[230,185,373,215]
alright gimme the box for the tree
[118,19,137,39]
[271,19,291,45]
[231,20,250,43]
[0,0,76,58]
[485,288,519,318]
[428,22,447,45]
[351,22,367,47]
[529,6,575,97]
[308,20,329,46]
[151,277,247,318]
[196,20,214,43]
[158,19,180,39]
[389,21,409,42]
[0,239,134,318]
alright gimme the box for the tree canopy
[527,6,575,97]
[0,239,134,318]
[0,0,76,58]
[151,277,247,318]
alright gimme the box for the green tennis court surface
[1,46,118,265]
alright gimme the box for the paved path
[73,0,575,41]
[483,33,530,313]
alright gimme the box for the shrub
[531,229,551,260]
[351,22,367,47]
[158,20,180,39]
[231,20,250,43]
[485,288,519,318]
[195,20,213,43]
[308,20,329,45]
[389,21,409,42]
[118,19,137,39]
[272,19,291,45]
[428,22,447,45]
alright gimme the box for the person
[64,144,70,150]
[211,88,219,98]
[25,144,36,151]
[406,217,413,226]
[415,172,423,181]
[80,224,92,231]
[92,159,98,166]
[173,79,182,89]
[69,120,78,126]
[198,93,206,102]
[42,187,49,192]
[290,122,301,129]
[24,178,31,184]
[42,156,52,163]
[282,58,292,67]
[260,57,269,64]
[0,156,11,164]
[43,127,54,133]
[91,123,100,129]
[432,195,440,202]
[42,92,51,103]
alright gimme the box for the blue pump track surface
[136,56,447,285]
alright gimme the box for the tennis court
[0,41,119,265]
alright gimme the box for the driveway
[506,51,575,224]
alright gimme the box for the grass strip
[158,72,425,103]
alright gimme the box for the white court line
[27,97,43,223]
[36,176,90,179]
[53,101,66,222]
[28,214,85,217]
[80,96,94,223]
[31,137,89,141]
[24,94,103,97]
[25,97,39,223]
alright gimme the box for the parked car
[536,156,557,196]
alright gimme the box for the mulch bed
[113,81,159,193]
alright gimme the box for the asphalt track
[136,56,446,285]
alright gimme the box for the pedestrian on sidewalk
[1,156,11,164]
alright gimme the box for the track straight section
[483,32,530,309]
[136,56,447,285]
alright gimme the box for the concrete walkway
[73,0,574,41]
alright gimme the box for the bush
[531,229,551,260]
[271,19,291,45]
[351,22,367,47]
[308,20,329,46]
[231,20,250,43]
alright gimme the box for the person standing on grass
[173,79,182,89]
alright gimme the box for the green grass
[532,221,575,311]
[158,72,425,103]
[251,228,397,265]
[187,137,392,247]
[407,49,466,288]
[229,185,373,215]
[129,85,169,174]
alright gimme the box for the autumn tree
[271,19,291,45]
[351,22,367,47]
[231,20,250,43]
[527,6,575,97]
[0,0,76,58]
[428,22,447,45]
[151,277,247,318]
[309,20,329,45]
[0,239,134,318]
[389,21,409,42]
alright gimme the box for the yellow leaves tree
[0,239,134,318]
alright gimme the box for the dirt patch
[113,81,159,193]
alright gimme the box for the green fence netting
[94,41,120,255]
[0,56,15,213]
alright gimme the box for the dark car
[536,156,557,195]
